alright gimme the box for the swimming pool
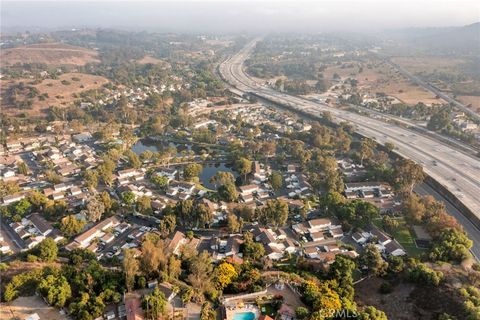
[233,312,256,320]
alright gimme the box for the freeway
[219,39,480,245]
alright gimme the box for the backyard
[373,217,427,258]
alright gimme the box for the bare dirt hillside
[1,43,100,66]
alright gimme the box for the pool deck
[226,305,260,320]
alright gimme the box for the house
[369,227,391,246]
[344,182,382,193]
[384,240,406,257]
[224,236,243,257]
[252,161,268,181]
[54,183,71,192]
[239,184,259,197]
[101,233,115,244]
[25,236,45,249]
[155,167,178,181]
[10,222,24,233]
[265,245,283,260]
[0,240,11,254]
[72,132,93,143]
[167,231,188,255]
[310,231,325,242]
[307,218,333,233]
[2,193,26,205]
[304,247,319,259]
[352,231,369,244]
[67,217,120,250]
[70,186,82,196]
[329,228,344,238]
[157,282,177,302]
[124,293,144,320]
[287,164,296,173]
[167,181,196,198]
[29,213,53,236]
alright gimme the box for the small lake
[199,163,238,189]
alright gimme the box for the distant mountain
[413,22,479,54]
[386,23,480,55]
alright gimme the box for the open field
[457,95,480,112]
[355,275,467,319]
[1,43,99,66]
[391,56,465,74]
[136,55,170,67]
[322,60,445,106]
[0,296,68,320]
[1,72,109,117]
[374,79,445,105]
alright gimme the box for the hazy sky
[1,0,479,33]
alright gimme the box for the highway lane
[220,39,480,229]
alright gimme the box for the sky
[1,0,479,33]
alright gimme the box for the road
[219,39,480,247]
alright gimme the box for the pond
[199,163,238,189]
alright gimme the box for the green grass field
[373,217,426,258]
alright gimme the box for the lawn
[373,217,426,258]
[259,303,277,317]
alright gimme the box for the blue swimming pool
[233,312,256,320]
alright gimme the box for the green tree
[60,215,86,236]
[159,214,176,237]
[167,255,182,279]
[210,171,235,189]
[18,162,28,175]
[359,244,388,276]
[235,157,252,181]
[84,170,99,190]
[84,197,105,222]
[214,262,238,290]
[175,200,195,227]
[38,275,72,307]
[329,255,356,302]
[359,138,377,167]
[36,238,58,262]
[151,175,169,189]
[137,196,152,215]
[359,306,388,320]
[100,191,113,211]
[218,182,239,202]
[123,249,139,292]
[227,213,243,233]
[393,158,425,194]
[429,228,472,263]
[407,261,443,286]
[121,191,136,206]
[184,163,203,181]
[269,171,283,191]
[143,288,167,319]
[243,232,265,261]
[124,149,141,169]
[200,302,216,320]
[11,198,32,218]
[256,199,289,227]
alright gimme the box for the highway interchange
[219,40,480,259]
